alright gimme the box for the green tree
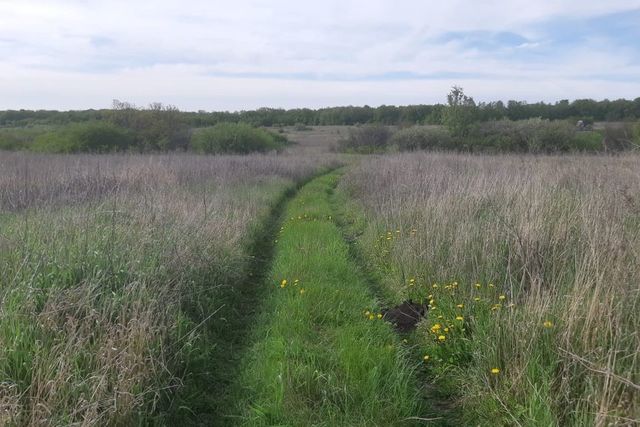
[443,86,478,137]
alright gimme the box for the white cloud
[0,0,639,109]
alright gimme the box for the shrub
[336,125,391,153]
[390,126,453,151]
[32,122,135,153]
[190,122,287,154]
[470,119,578,153]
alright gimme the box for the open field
[0,129,639,426]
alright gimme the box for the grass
[230,171,425,425]
[0,151,339,424]
[339,152,640,426]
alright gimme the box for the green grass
[229,172,425,426]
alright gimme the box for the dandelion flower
[280,279,287,288]
[299,288,306,294]
[489,283,494,288]
[423,354,430,361]
[491,368,500,375]
[456,304,464,308]
[368,314,375,320]
[475,283,481,288]
[543,320,553,328]
[364,310,371,316]
[474,297,481,301]
[444,327,449,332]
[438,335,446,341]
[498,295,506,301]
[455,316,464,321]
[377,313,383,319]
[294,279,299,284]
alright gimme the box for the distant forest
[2,97,640,128]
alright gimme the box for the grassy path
[228,171,425,426]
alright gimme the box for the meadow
[0,126,638,426]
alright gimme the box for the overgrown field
[338,153,640,425]
[0,151,339,424]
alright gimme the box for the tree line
[2,96,640,128]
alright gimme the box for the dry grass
[340,152,640,425]
[0,150,339,425]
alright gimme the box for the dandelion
[428,294,433,299]
[489,283,494,288]
[474,297,481,301]
[491,368,500,375]
[299,288,306,294]
[423,354,430,361]
[543,320,553,328]
[430,323,441,332]
[498,295,506,301]
[368,314,375,320]
[444,327,449,332]
[429,299,435,305]
[491,304,501,311]
[455,316,464,321]
[432,284,438,289]
[364,310,371,316]
[438,335,446,341]
[280,279,287,288]
[294,278,299,284]
[475,283,481,289]
[377,313,383,319]
[456,304,464,308]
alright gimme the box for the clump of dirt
[382,300,428,332]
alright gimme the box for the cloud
[0,0,639,109]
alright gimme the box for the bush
[190,122,287,154]
[469,119,578,153]
[336,125,391,153]
[390,126,453,151]
[32,122,135,153]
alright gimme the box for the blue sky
[0,0,639,110]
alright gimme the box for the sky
[1,0,639,111]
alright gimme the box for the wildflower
[280,279,287,288]
[409,278,415,283]
[429,299,435,305]
[474,297,481,301]
[455,316,464,321]
[456,304,464,308]
[491,368,500,375]
[368,314,375,320]
[299,288,306,295]
[438,335,446,341]
[386,237,392,240]
[543,320,553,328]
[430,323,441,332]
[498,295,506,301]
[377,313,383,319]
[423,354,430,361]
[428,294,433,299]
[475,283,481,288]
[489,283,494,288]
[432,284,438,289]
[444,327,449,332]
[364,310,371,316]
[491,304,501,311]
[294,279,299,284]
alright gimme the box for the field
[0,127,638,426]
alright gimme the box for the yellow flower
[437,315,443,319]
[368,314,375,320]
[455,316,464,321]
[444,327,449,332]
[364,310,370,316]
[491,304,501,311]
[430,323,441,331]
[456,304,464,308]
[423,354,430,361]
[491,368,500,375]
[377,313,383,319]
[294,278,299,284]
[475,283,481,288]
[409,278,415,283]
[474,297,481,301]
[432,284,438,289]
[488,283,494,288]
[498,295,506,301]
[429,299,435,305]
[280,279,287,288]
[428,294,433,299]
[299,288,306,294]
[543,320,553,328]
[438,335,446,341]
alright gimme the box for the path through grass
[229,171,425,426]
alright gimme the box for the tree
[443,86,478,137]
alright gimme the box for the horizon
[1,1,640,111]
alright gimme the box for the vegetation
[0,151,339,424]
[336,125,391,153]
[339,153,640,426]
[191,122,288,154]
[32,121,135,153]
[231,172,423,425]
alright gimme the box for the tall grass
[340,153,640,425]
[0,151,339,424]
